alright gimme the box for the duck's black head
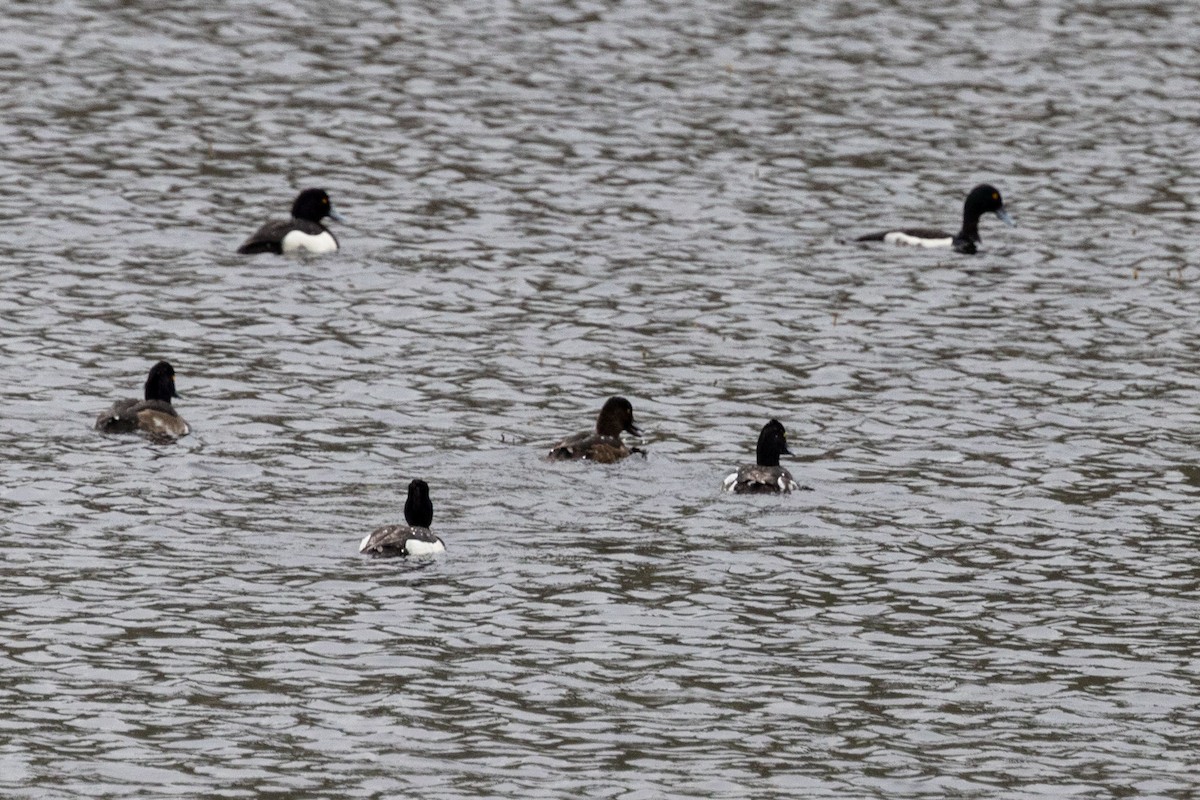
[404,479,434,528]
[596,396,641,437]
[144,361,180,402]
[963,184,1015,227]
[755,419,792,467]
[291,188,344,224]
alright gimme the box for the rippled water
[2,0,1199,797]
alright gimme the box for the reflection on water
[2,0,1199,797]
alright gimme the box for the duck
[94,360,190,439]
[236,188,344,254]
[855,183,1015,255]
[359,479,446,558]
[547,396,644,464]
[722,419,806,494]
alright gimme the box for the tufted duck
[547,396,644,464]
[856,184,1014,255]
[237,188,344,255]
[359,479,446,558]
[95,361,190,439]
[722,419,807,494]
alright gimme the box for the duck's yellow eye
[992,192,999,200]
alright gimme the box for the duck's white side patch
[883,232,953,249]
[358,533,374,553]
[721,471,738,492]
[281,229,338,254]
[404,538,446,557]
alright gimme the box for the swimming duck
[722,419,805,494]
[359,479,446,558]
[547,396,644,464]
[95,360,190,439]
[236,188,344,254]
[855,183,1015,255]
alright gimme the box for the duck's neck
[957,206,983,245]
[756,442,780,468]
[596,417,624,437]
[145,384,174,404]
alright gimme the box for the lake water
[2,0,1198,797]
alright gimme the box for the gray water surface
[2,1,1199,798]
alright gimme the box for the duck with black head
[95,360,190,439]
[359,479,446,558]
[722,419,808,494]
[237,188,344,255]
[856,184,1015,255]
[547,396,644,464]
